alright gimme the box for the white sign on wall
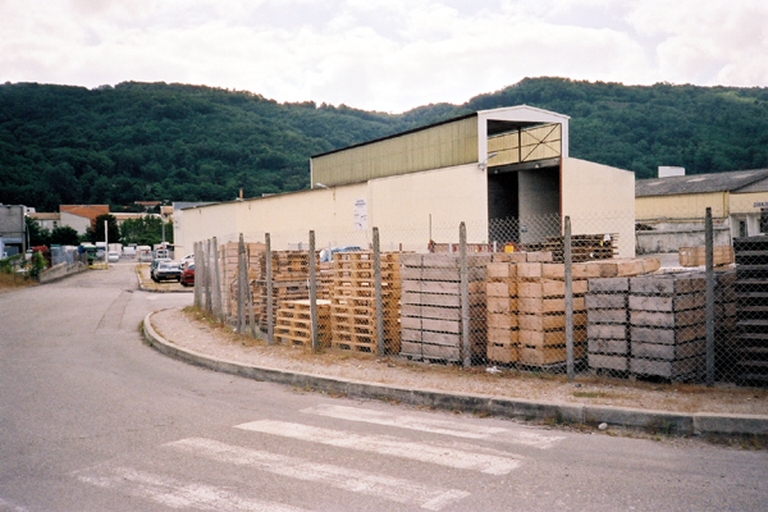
[354,198,368,231]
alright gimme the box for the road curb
[143,312,768,438]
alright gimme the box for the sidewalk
[143,307,768,440]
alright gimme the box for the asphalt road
[1,263,767,511]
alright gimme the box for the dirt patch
[149,307,768,417]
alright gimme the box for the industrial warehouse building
[174,106,636,257]
[635,168,768,253]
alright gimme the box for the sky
[2,0,767,113]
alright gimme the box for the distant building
[0,204,27,256]
[59,205,110,234]
[635,168,768,253]
[175,106,636,257]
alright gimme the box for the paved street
[1,263,767,511]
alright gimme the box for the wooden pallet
[274,299,331,347]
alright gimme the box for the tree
[89,214,121,244]
[25,217,50,247]
[50,225,81,246]
[119,215,164,246]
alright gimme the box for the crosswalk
[73,403,566,511]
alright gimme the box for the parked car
[180,253,194,267]
[152,261,182,282]
[180,262,195,287]
[150,257,172,281]
[107,251,120,263]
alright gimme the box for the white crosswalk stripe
[235,419,523,475]
[166,437,470,511]
[75,465,312,511]
[75,403,555,510]
[301,404,566,449]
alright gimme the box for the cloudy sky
[2,0,766,113]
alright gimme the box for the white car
[107,251,120,263]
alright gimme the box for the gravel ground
[149,307,768,416]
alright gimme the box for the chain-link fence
[191,208,767,387]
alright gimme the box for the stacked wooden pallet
[400,253,490,363]
[733,236,768,385]
[516,259,589,367]
[252,251,322,329]
[220,241,266,319]
[540,234,618,262]
[330,252,401,354]
[485,253,524,364]
[628,274,707,380]
[679,246,735,267]
[274,299,331,348]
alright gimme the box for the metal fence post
[460,222,470,368]
[265,233,274,345]
[705,207,715,386]
[564,216,574,381]
[373,227,384,357]
[309,230,318,352]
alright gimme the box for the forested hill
[1,78,767,212]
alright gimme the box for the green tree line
[2,78,767,212]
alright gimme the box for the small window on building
[739,220,748,238]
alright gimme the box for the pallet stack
[714,270,739,380]
[330,252,401,354]
[586,277,630,373]
[400,253,490,363]
[252,251,321,329]
[628,273,708,380]
[733,236,768,385]
[485,253,524,363]
[274,299,331,348]
[679,246,735,267]
[220,241,266,319]
[516,258,589,367]
[539,234,618,262]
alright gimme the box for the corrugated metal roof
[635,169,768,197]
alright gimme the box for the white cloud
[0,0,765,112]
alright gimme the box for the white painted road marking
[302,404,565,449]
[235,420,522,475]
[75,465,311,511]
[166,437,470,511]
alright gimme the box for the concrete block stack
[628,273,708,380]
[400,253,490,363]
[585,277,630,372]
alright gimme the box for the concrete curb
[143,312,768,438]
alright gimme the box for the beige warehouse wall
[177,163,488,254]
[729,191,768,215]
[368,164,488,251]
[561,157,636,258]
[635,192,727,221]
